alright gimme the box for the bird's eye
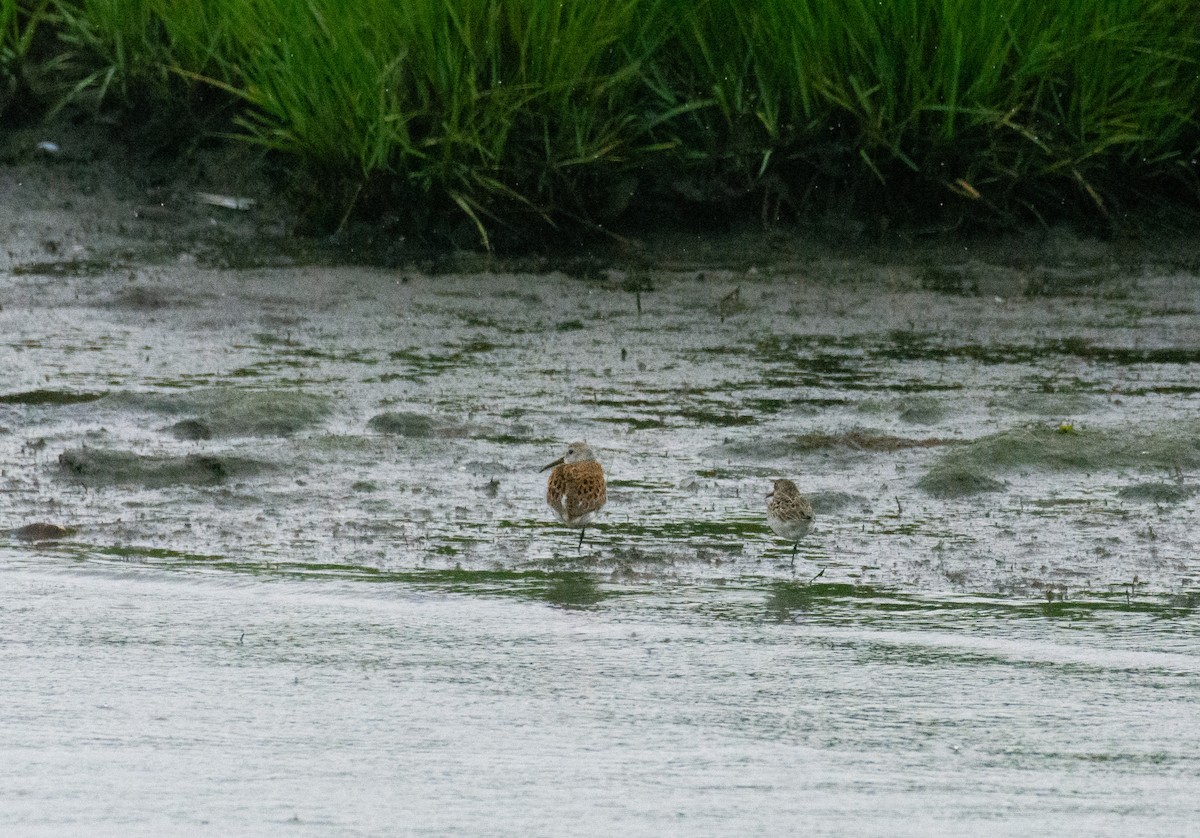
[567,448,574,454]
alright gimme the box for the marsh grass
[665,0,1200,220]
[5,0,1200,238]
[1,0,30,74]
[1,0,48,108]
[172,0,664,241]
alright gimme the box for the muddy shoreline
[4,118,1200,278]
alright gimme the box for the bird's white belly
[768,513,810,541]
[552,495,597,528]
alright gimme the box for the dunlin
[541,441,606,549]
[766,478,814,559]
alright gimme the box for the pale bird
[766,478,814,559]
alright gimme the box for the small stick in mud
[719,287,741,322]
[1126,575,1140,604]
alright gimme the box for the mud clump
[792,430,957,453]
[367,411,469,438]
[115,285,175,310]
[58,448,272,487]
[169,419,214,440]
[989,391,1098,417]
[11,259,116,277]
[896,396,946,425]
[0,390,105,406]
[920,422,1200,497]
[917,467,1006,498]
[717,429,957,460]
[809,491,867,514]
[1117,482,1198,503]
[368,412,436,437]
[201,390,330,436]
[109,388,331,437]
[11,523,76,541]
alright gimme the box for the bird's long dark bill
[540,456,565,472]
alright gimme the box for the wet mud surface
[2,252,1198,601]
[3,156,1200,834]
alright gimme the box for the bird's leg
[808,567,825,585]
[578,528,586,550]
[791,541,798,558]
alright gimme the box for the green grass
[1,0,44,104]
[3,0,1199,240]
[664,0,1200,219]
[171,0,661,241]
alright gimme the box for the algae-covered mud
[4,250,1197,594]
[3,227,1200,833]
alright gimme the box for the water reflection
[539,572,607,610]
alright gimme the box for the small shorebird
[766,478,814,559]
[541,441,606,549]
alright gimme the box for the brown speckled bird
[541,441,606,549]
[766,478,814,559]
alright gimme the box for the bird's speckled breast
[546,460,606,526]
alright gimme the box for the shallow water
[2,251,1200,834]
